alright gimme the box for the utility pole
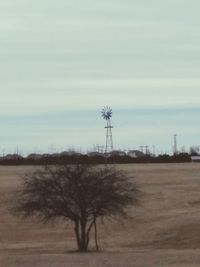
[145,145,149,155]
[173,134,177,155]
[152,145,156,156]
[95,144,104,153]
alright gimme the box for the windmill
[101,106,114,153]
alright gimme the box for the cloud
[0,78,199,116]
[0,1,199,152]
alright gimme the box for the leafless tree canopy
[13,164,140,252]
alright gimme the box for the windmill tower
[101,106,114,153]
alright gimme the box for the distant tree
[13,164,140,252]
[190,146,200,156]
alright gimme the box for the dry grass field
[1,163,200,266]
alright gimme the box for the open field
[1,163,200,266]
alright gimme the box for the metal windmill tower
[101,106,114,153]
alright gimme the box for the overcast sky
[1,0,200,155]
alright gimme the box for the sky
[1,0,200,155]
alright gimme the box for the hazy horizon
[1,1,200,155]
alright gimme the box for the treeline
[0,153,191,165]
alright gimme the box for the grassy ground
[1,163,200,266]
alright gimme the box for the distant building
[191,156,200,162]
[51,153,60,158]
[27,153,43,160]
[110,150,126,157]
[87,152,104,157]
[60,151,82,157]
[127,150,145,158]
[4,154,23,160]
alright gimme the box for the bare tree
[190,146,200,156]
[13,164,140,252]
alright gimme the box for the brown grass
[1,163,200,266]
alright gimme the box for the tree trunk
[74,219,94,252]
[73,218,88,252]
[94,219,99,251]
[79,219,88,252]
[74,220,81,250]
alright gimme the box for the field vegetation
[1,163,200,266]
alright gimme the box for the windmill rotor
[101,106,112,120]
